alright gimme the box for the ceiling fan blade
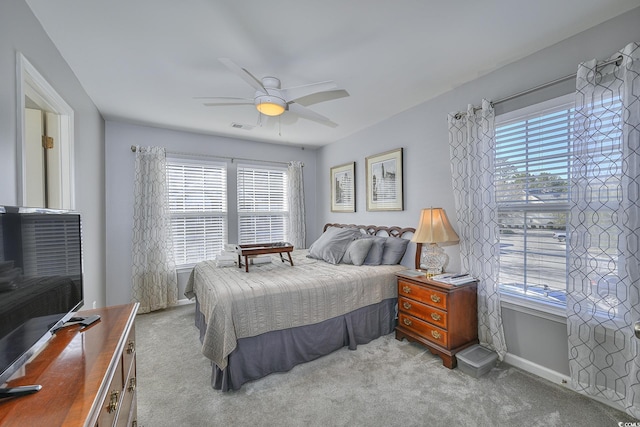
[196,96,253,105]
[287,103,338,127]
[193,96,252,100]
[203,101,254,107]
[219,58,265,91]
[293,89,350,107]
[280,81,338,102]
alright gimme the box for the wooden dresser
[0,303,139,427]
[395,272,478,368]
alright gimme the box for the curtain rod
[455,54,623,119]
[130,145,299,167]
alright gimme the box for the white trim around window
[166,156,228,268]
[496,93,575,312]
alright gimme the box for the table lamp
[411,208,459,276]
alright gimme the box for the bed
[185,223,416,391]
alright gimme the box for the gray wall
[0,1,106,308]
[104,121,317,305]
[316,8,640,376]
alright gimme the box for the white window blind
[496,93,623,308]
[166,159,227,266]
[495,97,574,306]
[237,164,288,244]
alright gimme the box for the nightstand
[395,271,478,368]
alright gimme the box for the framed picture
[365,148,403,211]
[330,162,356,212]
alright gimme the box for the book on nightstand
[400,269,427,278]
[431,273,476,285]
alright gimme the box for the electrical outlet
[92,301,97,309]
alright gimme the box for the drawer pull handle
[107,390,119,413]
[430,294,441,303]
[431,330,442,340]
[431,312,442,321]
[403,318,412,326]
[402,285,411,294]
[402,302,412,310]
[128,377,137,392]
[127,340,135,354]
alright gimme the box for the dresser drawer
[98,356,124,427]
[398,312,448,347]
[116,325,137,426]
[398,279,447,310]
[398,296,447,329]
[117,362,136,427]
[122,325,136,379]
[98,319,137,426]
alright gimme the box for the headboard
[322,223,419,269]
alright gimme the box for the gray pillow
[307,227,361,264]
[381,237,410,264]
[363,236,386,265]
[342,238,375,266]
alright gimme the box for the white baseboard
[504,352,627,413]
[503,352,571,388]
[176,298,194,306]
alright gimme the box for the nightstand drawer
[398,313,448,347]
[398,296,447,329]
[398,279,447,310]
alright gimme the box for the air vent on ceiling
[230,122,254,130]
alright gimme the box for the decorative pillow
[307,227,361,264]
[363,236,386,265]
[342,238,375,266]
[381,237,410,264]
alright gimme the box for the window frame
[165,156,228,269]
[236,163,289,245]
[495,93,574,314]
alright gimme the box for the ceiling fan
[198,58,349,126]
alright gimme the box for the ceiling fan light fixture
[255,95,286,116]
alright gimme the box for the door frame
[16,52,75,209]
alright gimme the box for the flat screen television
[0,206,84,387]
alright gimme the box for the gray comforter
[184,249,403,369]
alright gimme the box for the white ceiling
[25,0,639,148]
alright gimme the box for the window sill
[500,293,567,324]
[176,265,196,274]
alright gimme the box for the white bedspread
[184,249,403,369]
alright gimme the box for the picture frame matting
[365,148,403,211]
[330,162,356,212]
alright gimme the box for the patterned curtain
[131,146,178,313]
[567,42,640,418]
[287,161,306,248]
[448,100,507,360]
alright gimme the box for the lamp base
[419,243,448,277]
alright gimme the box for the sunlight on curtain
[567,42,640,418]
[448,100,507,359]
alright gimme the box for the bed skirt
[194,297,397,392]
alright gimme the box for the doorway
[16,53,75,210]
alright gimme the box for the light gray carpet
[135,304,636,427]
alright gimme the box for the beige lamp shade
[411,208,459,244]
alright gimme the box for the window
[495,95,573,307]
[237,164,288,244]
[495,93,623,311]
[166,158,227,267]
